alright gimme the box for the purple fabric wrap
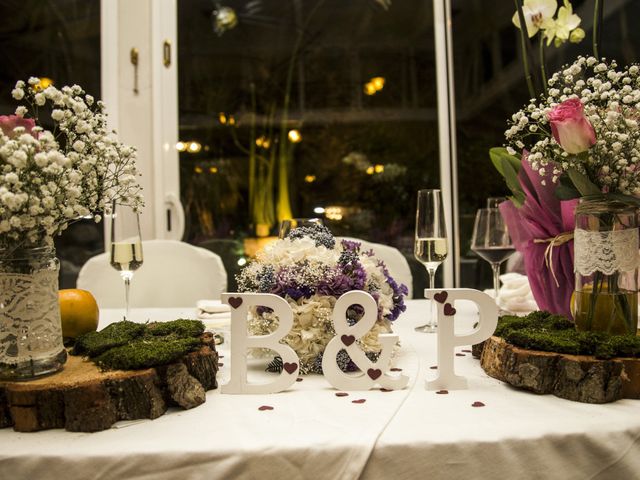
[499,158,578,317]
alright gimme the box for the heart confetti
[433,291,448,304]
[258,405,274,411]
[455,353,465,357]
[443,303,457,316]
[283,362,298,374]
[352,399,366,404]
[335,392,349,397]
[341,334,356,346]
[471,401,485,407]
[436,390,449,395]
[430,365,438,370]
[228,297,243,309]
[367,368,382,380]
[218,362,224,367]
[462,349,472,353]
[380,388,394,392]
[296,377,303,382]
[390,367,403,372]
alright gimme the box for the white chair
[77,239,227,308]
[336,237,413,298]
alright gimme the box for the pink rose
[547,98,596,154]
[0,115,36,139]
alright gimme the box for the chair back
[336,237,413,298]
[77,239,227,308]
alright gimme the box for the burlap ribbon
[533,231,574,287]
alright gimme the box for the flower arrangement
[236,224,407,374]
[0,77,143,253]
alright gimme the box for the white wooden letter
[221,293,299,394]
[322,291,409,391]
[424,288,498,390]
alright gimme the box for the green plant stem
[593,0,603,58]
[539,38,548,96]
[514,0,536,98]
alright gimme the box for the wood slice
[480,336,640,404]
[0,334,218,432]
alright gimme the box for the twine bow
[533,231,574,287]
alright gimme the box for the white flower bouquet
[236,224,407,374]
[0,78,143,253]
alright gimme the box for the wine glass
[470,208,515,299]
[278,218,323,239]
[486,197,507,209]
[414,189,448,333]
[109,201,143,321]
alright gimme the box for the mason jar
[0,246,67,379]
[573,200,639,335]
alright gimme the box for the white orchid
[512,0,557,37]
[543,0,582,46]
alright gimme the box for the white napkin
[496,273,538,314]
[196,300,231,328]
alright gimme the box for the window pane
[178,0,439,295]
[0,0,101,287]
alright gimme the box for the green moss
[73,321,146,357]
[95,337,202,370]
[495,311,640,359]
[146,319,205,338]
[71,319,206,370]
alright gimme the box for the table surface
[2,300,640,480]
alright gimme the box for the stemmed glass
[109,201,143,321]
[414,189,448,333]
[470,208,515,299]
[278,218,323,239]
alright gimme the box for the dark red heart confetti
[352,399,366,404]
[380,388,394,392]
[218,362,224,367]
[367,368,382,380]
[443,303,457,316]
[390,367,402,372]
[335,392,349,397]
[462,349,472,353]
[228,297,243,309]
[283,362,298,374]
[433,291,448,304]
[258,405,274,411]
[341,334,356,346]
[436,390,449,394]
[430,365,438,369]
[296,377,303,382]
[455,353,465,357]
[471,401,485,407]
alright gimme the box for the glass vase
[0,246,67,380]
[573,200,639,335]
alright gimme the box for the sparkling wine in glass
[414,189,448,333]
[278,217,324,239]
[109,201,143,321]
[470,208,515,299]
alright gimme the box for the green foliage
[495,310,640,359]
[72,319,205,370]
[489,147,525,207]
[567,167,601,196]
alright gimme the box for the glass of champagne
[109,201,143,321]
[414,189,448,333]
[278,218,324,239]
[470,208,515,299]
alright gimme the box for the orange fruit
[58,289,99,338]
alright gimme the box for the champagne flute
[414,189,448,333]
[470,208,515,299]
[278,217,324,239]
[109,201,143,321]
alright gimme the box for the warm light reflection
[313,207,325,214]
[33,77,54,91]
[366,166,375,175]
[228,115,236,126]
[288,129,302,143]
[209,166,218,174]
[176,141,187,152]
[325,206,343,221]
[256,136,271,149]
[194,166,203,174]
[219,112,228,124]
[363,82,377,96]
[370,76,385,91]
[188,141,202,153]
[374,164,384,173]
[237,257,247,266]
[304,174,316,183]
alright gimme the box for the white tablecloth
[1,300,640,480]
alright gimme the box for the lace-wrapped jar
[0,246,67,379]
[574,200,639,334]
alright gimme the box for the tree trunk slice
[480,336,640,403]
[0,333,218,432]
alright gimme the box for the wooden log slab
[480,335,640,404]
[0,333,218,432]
